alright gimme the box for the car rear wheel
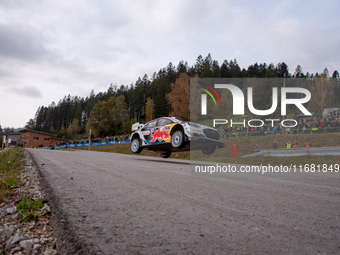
[159,151,172,158]
[201,146,216,155]
[171,130,184,149]
[131,137,142,154]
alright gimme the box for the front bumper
[189,136,225,149]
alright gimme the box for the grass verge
[0,147,49,223]
[0,148,24,202]
[16,197,48,222]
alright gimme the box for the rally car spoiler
[132,122,144,131]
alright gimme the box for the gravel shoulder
[0,151,58,255]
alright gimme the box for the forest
[25,54,340,139]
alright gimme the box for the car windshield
[143,119,158,129]
[158,118,174,126]
[169,117,183,123]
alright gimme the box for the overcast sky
[1,0,339,128]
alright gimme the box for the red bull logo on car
[150,126,171,143]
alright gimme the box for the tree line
[25,54,340,139]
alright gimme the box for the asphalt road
[27,149,340,255]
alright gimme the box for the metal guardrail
[221,127,340,138]
[243,147,340,157]
[43,139,131,149]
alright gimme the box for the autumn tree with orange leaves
[166,73,196,120]
[145,97,155,122]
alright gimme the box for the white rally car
[130,117,224,158]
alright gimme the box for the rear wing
[132,122,143,131]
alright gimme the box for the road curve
[27,149,340,255]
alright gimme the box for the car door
[141,119,159,145]
[149,118,174,144]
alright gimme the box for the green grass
[16,197,47,222]
[0,148,24,202]
[17,197,46,212]
[0,147,49,223]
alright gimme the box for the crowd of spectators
[218,110,340,137]
[55,134,130,147]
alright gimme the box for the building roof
[19,129,68,141]
[2,129,21,135]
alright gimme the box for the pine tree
[294,65,304,78]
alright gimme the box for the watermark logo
[193,79,313,128]
[200,83,311,116]
[197,82,222,115]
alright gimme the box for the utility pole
[283,73,286,119]
[1,135,6,156]
[88,129,91,151]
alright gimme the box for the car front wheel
[171,130,184,149]
[131,137,142,154]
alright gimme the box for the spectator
[286,141,292,149]
[232,144,238,157]
[304,139,311,148]
[320,120,325,128]
[273,140,278,150]
[218,110,340,137]
[293,140,299,148]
